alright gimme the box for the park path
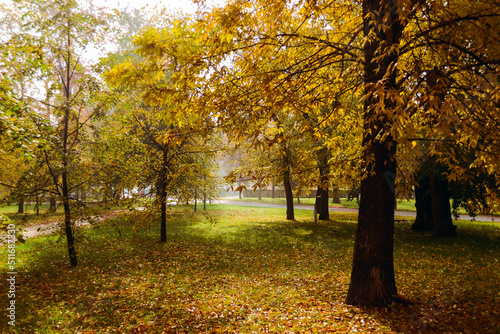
[0,211,121,243]
[217,200,500,223]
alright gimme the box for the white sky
[92,0,217,14]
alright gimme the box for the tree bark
[61,13,77,267]
[158,149,169,243]
[412,176,434,231]
[346,0,403,307]
[283,168,294,220]
[316,164,330,220]
[49,197,57,212]
[194,187,198,212]
[17,197,24,214]
[62,172,77,267]
[430,173,457,237]
[332,188,341,204]
[35,193,40,215]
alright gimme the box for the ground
[0,204,499,333]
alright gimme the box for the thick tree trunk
[315,185,329,220]
[49,197,57,212]
[332,188,341,204]
[346,0,403,307]
[316,165,330,220]
[17,197,24,214]
[412,176,434,231]
[346,138,398,307]
[430,174,457,237]
[271,185,275,199]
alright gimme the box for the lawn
[0,205,499,333]
[235,197,417,211]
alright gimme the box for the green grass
[235,197,417,211]
[0,205,499,333]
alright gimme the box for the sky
[92,0,211,14]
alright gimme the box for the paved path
[218,200,500,223]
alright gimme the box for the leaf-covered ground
[1,205,499,333]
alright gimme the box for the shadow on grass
[1,206,498,333]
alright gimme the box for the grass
[234,197,417,211]
[0,204,499,333]
[235,197,500,215]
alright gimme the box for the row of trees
[2,0,499,306]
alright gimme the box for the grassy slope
[0,205,499,333]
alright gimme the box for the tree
[108,0,500,307]
[105,15,221,242]
[3,0,111,266]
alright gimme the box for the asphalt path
[218,200,500,223]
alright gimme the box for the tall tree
[3,0,110,266]
[105,16,221,241]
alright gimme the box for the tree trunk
[17,197,24,214]
[194,187,198,212]
[272,185,275,199]
[35,193,40,215]
[345,138,398,307]
[49,197,57,212]
[158,150,169,243]
[430,173,457,237]
[316,165,330,221]
[60,13,77,267]
[283,169,294,220]
[412,176,434,231]
[346,0,403,307]
[62,171,77,267]
[332,188,341,204]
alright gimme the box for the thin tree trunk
[346,0,403,307]
[271,185,275,199]
[61,13,77,267]
[158,149,169,243]
[62,171,77,266]
[283,169,294,220]
[194,187,197,212]
[35,193,40,215]
[282,146,294,220]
